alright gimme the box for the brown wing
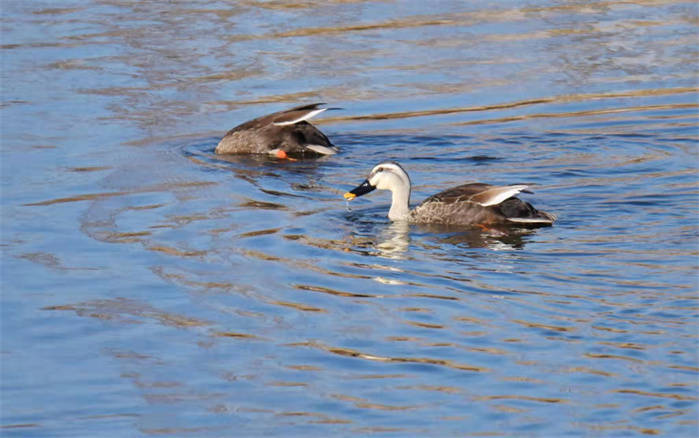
[419,183,494,205]
[223,103,326,135]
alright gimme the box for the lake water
[2,1,698,436]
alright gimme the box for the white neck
[388,184,411,220]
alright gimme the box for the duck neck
[388,185,411,221]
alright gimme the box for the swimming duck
[215,103,338,158]
[344,161,556,226]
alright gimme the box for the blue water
[2,1,698,436]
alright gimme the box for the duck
[215,103,338,159]
[343,161,556,227]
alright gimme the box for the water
[2,1,698,436]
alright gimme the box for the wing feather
[469,185,529,206]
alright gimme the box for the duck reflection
[415,223,534,250]
[364,220,537,259]
[375,221,411,259]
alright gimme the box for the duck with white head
[344,161,556,227]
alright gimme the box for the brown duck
[215,103,338,159]
[344,161,556,226]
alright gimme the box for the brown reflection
[24,190,129,206]
[238,199,287,210]
[451,102,699,128]
[406,293,459,301]
[24,181,217,206]
[237,227,281,238]
[43,298,209,328]
[271,16,456,39]
[584,425,662,435]
[147,245,206,257]
[417,223,537,250]
[512,319,575,333]
[270,300,327,313]
[404,320,444,329]
[269,381,308,387]
[290,341,489,372]
[211,331,264,340]
[592,325,629,334]
[493,404,527,413]
[287,364,322,371]
[68,166,112,172]
[473,394,568,404]
[613,389,697,401]
[598,341,646,350]
[319,87,695,124]
[584,353,645,363]
[152,266,237,292]
[398,384,462,394]
[349,373,406,380]
[0,424,40,430]
[563,366,617,377]
[275,411,351,425]
[345,221,535,258]
[331,394,419,411]
[294,283,377,299]
[240,248,379,282]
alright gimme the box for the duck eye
[377,167,384,172]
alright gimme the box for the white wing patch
[273,108,327,126]
[470,185,529,206]
[306,144,338,155]
[506,217,555,224]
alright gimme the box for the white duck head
[344,161,412,220]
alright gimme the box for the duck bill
[343,179,376,200]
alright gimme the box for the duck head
[344,161,412,220]
[344,161,411,199]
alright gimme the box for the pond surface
[2,1,698,436]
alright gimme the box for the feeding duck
[344,161,556,227]
[215,103,338,159]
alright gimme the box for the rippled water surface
[2,1,698,436]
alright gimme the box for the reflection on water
[2,0,698,436]
[375,221,411,259]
